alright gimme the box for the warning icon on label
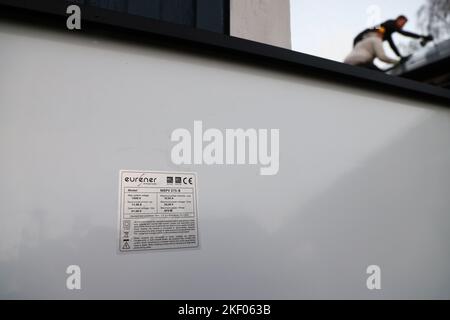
[122,241,130,250]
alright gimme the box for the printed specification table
[119,171,198,252]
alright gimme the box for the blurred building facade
[72,0,292,49]
[230,0,291,49]
[70,0,229,33]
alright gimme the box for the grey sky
[291,0,426,62]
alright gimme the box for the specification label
[118,170,198,252]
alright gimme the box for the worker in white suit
[344,27,400,71]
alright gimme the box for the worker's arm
[386,35,402,58]
[398,29,434,44]
[397,29,422,39]
[373,39,399,64]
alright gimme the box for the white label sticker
[118,170,199,252]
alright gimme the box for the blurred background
[68,0,450,89]
[291,0,450,89]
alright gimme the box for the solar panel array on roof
[389,39,450,89]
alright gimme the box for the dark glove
[400,55,412,63]
[420,35,434,46]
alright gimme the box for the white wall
[230,0,292,49]
[0,20,449,299]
